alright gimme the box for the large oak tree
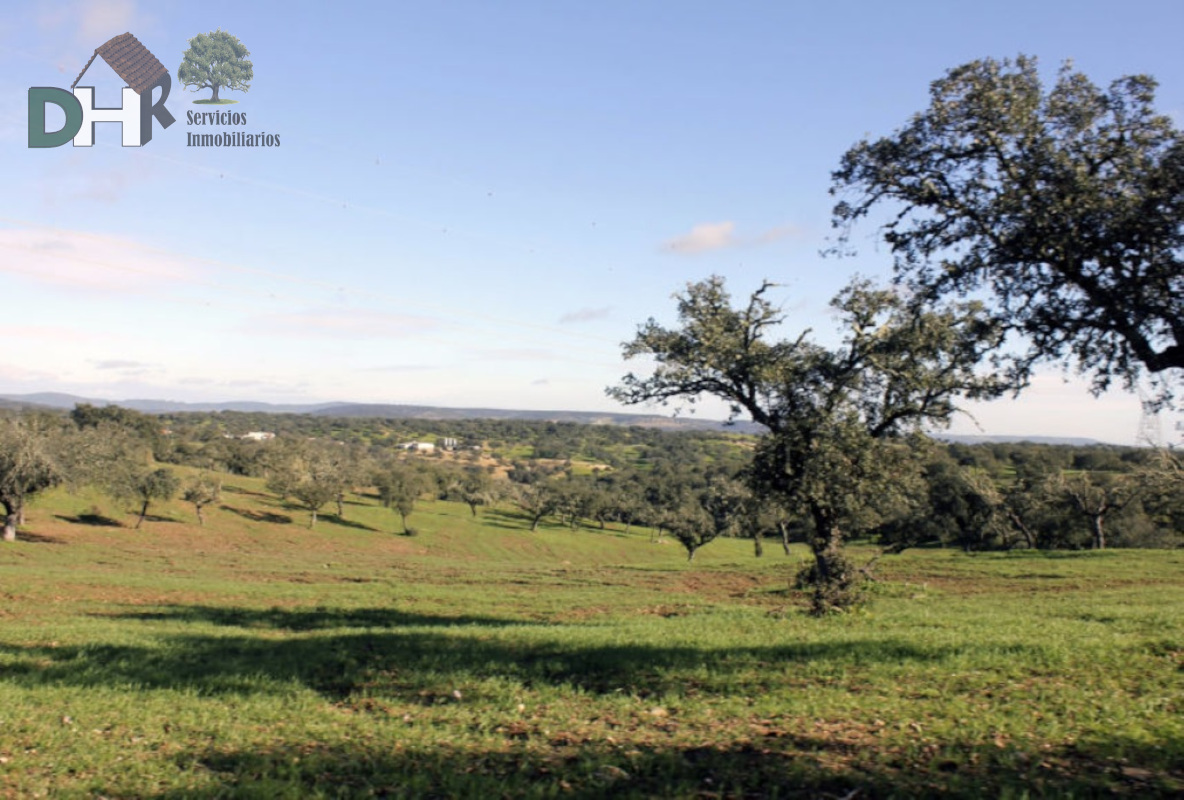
[610,277,1007,612]
[831,55,1184,403]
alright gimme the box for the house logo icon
[28,32,176,148]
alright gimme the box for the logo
[28,33,176,148]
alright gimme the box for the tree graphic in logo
[177,29,253,104]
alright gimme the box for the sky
[2,0,1182,445]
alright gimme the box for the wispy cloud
[93,359,151,370]
[91,358,160,377]
[39,0,147,45]
[362,364,437,373]
[663,221,805,254]
[243,307,439,340]
[0,227,199,293]
[469,348,560,362]
[0,362,60,383]
[559,306,612,324]
[0,324,90,343]
[77,0,140,42]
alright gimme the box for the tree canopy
[831,55,1184,403]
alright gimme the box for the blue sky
[3,0,1182,444]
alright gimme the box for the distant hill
[0,393,763,433]
[0,393,1122,443]
[935,434,1109,447]
[308,402,764,432]
[0,393,327,415]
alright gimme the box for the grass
[191,99,239,105]
[0,475,1181,797]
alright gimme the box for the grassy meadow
[1,472,1181,798]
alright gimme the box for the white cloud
[664,221,737,254]
[663,221,805,255]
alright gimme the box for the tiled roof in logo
[71,33,167,95]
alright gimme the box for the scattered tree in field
[611,276,1007,613]
[451,470,498,517]
[1053,472,1142,550]
[182,473,222,527]
[0,416,66,541]
[177,30,253,102]
[375,464,427,534]
[513,483,560,531]
[674,478,748,562]
[832,55,1184,402]
[331,445,369,518]
[265,440,351,528]
[1139,450,1184,544]
[111,467,181,529]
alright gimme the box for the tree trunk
[195,504,205,527]
[779,521,791,555]
[686,546,696,562]
[807,505,859,615]
[400,512,409,534]
[1006,509,1036,549]
[309,509,318,529]
[753,535,764,557]
[1092,515,1106,550]
[211,84,220,102]
[2,499,16,541]
[136,500,150,530]
[336,494,345,518]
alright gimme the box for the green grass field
[1,475,1181,798]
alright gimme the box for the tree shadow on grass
[113,604,529,630]
[479,508,536,531]
[219,505,293,525]
[0,618,1043,703]
[221,485,271,498]
[56,512,123,527]
[145,733,1181,799]
[323,514,380,532]
[8,530,66,544]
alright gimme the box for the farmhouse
[398,441,436,452]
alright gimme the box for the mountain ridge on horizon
[0,391,1116,445]
[0,391,766,433]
